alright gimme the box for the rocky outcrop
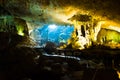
[97,28,120,44]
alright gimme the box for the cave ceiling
[1,0,120,29]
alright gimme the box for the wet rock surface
[0,35,120,80]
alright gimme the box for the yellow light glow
[18,30,24,36]
[78,36,87,49]
[46,6,81,24]
[117,71,120,79]
[101,20,120,32]
[94,21,105,41]
[26,5,120,50]
[16,25,24,36]
[108,26,120,33]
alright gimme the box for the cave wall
[97,28,120,44]
[0,5,29,36]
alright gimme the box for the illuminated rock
[0,16,29,36]
[97,28,120,44]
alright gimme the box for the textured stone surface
[0,0,120,25]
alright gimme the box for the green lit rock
[97,28,120,44]
[0,16,28,36]
[14,18,29,36]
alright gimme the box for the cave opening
[0,0,120,80]
[30,24,74,47]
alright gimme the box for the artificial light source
[16,25,24,36]
[117,71,120,79]
[18,30,24,36]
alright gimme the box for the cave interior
[0,0,120,80]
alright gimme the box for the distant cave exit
[30,24,74,46]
